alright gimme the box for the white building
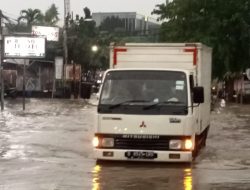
[92,12,160,34]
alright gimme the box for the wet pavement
[0,99,250,190]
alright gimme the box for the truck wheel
[192,138,199,158]
[192,147,198,158]
[202,127,209,147]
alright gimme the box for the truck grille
[95,134,191,151]
[114,138,169,150]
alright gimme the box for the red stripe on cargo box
[184,48,198,65]
[113,48,127,65]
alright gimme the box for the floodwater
[0,99,250,190]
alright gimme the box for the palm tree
[18,8,43,26]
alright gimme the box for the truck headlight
[169,140,182,150]
[169,139,193,150]
[184,139,193,150]
[101,138,114,147]
[92,137,99,147]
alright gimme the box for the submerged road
[0,99,250,190]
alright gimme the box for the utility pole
[63,0,70,94]
[22,60,26,110]
[0,10,4,111]
[63,0,69,67]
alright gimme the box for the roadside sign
[32,26,59,41]
[65,64,81,81]
[4,36,46,59]
[55,57,63,80]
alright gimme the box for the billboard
[32,26,59,41]
[4,36,46,59]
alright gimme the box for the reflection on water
[184,168,192,190]
[92,162,193,190]
[2,144,27,159]
[92,164,101,190]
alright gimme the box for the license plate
[125,151,157,159]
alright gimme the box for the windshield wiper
[143,101,185,110]
[109,100,149,109]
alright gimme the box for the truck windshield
[99,70,188,115]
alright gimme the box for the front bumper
[93,148,192,162]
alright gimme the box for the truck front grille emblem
[139,121,147,128]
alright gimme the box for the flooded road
[0,99,250,190]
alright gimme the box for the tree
[17,4,60,28]
[18,8,43,26]
[66,7,99,71]
[83,7,91,19]
[5,22,30,33]
[152,0,250,79]
[43,4,59,26]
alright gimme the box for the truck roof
[105,68,191,74]
[122,42,210,49]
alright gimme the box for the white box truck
[93,43,212,162]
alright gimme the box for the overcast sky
[2,0,165,22]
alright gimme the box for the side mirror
[193,87,204,103]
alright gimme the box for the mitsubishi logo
[139,121,147,128]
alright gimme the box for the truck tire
[202,127,209,147]
[192,136,199,158]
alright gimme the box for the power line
[1,11,18,23]
[2,11,19,19]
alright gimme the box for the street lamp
[91,45,98,52]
